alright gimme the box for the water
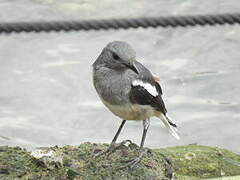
[0,0,240,153]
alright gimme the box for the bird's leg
[95,120,129,157]
[120,119,150,169]
[110,120,126,147]
[107,120,132,154]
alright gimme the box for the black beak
[124,62,139,74]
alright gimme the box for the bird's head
[95,41,139,74]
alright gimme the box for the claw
[119,149,146,169]
[94,140,132,158]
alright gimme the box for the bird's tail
[158,113,180,140]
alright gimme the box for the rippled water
[0,0,240,153]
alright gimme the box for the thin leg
[140,119,150,150]
[95,120,128,157]
[120,119,150,168]
[110,120,126,145]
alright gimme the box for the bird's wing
[130,61,165,112]
[129,79,178,129]
[130,61,178,133]
[131,60,177,125]
[129,79,167,114]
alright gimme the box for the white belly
[102,99,155,120]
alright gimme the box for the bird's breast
[93,67,134,105]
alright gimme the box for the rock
[0,143,240,180]
[31,148,64,169]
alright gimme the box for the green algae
[155,145,240,180]
[0,143,240,180]
[203,176,240,180]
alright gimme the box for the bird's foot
[119,148,147,169]
[94,140,132,158]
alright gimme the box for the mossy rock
[0,143,240,180]
[156,145,240,180]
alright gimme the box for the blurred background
[0,0,239,153]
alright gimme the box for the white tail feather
[165,113,178,132]
[159,113,180,140]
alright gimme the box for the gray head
[93,41,138,74]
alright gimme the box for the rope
[1,13,240,34]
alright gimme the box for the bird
[92,41,179,167]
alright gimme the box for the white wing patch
[132,80,158,97]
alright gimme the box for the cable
[0,13,240,34]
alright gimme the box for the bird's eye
[112,52,120,60]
